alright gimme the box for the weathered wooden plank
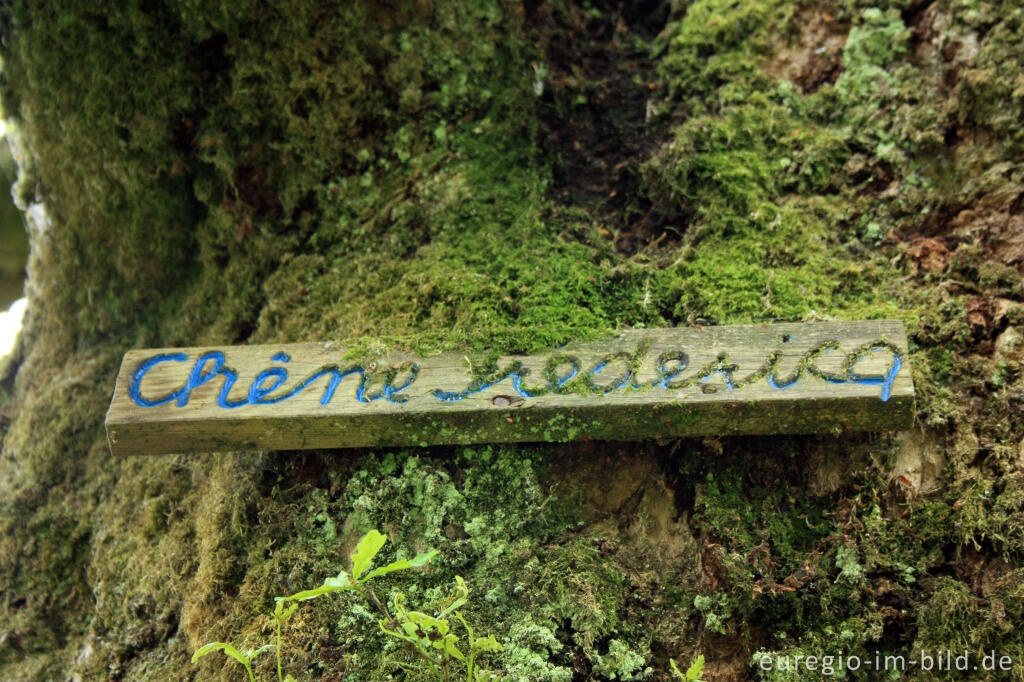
[105,321,914,455]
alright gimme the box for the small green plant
[670,654,705,681]
[192,529,501,681]
[381,575,502,680]
[190,642,274,682]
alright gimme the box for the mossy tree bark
[0,145,26,309]
[1,1,1023,681]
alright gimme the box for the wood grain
[105,321,914,455]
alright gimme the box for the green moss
[4,0,1024,679]
[955,3,1024,155]
[638,1,943,327]
[593,638,652,680]
[205,446,650,680]
[915,574,1024,677]
[656,0,787,109]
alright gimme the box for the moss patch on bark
[1,0,1023,680]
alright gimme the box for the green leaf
[273,597,300,619]
[244,643,274,660]
[670,655,705,681]
[471,635,502,654]
[455,611,475,646]
[281,583,345,603]
[279,571,353,605]
[686,654,705,681]
[408,611,449,636]
[191,642,250,667]
[438,575,469,618]
[351,529,388,580]
[441,633,466,661]
[323,570,352,589]
[391,591,410,619]
[378,619,409,641]
[361,549,438,582]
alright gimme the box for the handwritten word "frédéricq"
[129,340,903,411]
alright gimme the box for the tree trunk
[1,1,1023,680]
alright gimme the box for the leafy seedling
[192,528,437,681]
[670,654,705,681]
[380,575,503,681]
[191,642,273,682]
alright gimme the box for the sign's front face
[105,321,914,455]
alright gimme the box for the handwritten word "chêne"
[129,340,903,411]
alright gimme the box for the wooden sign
[105,321,914,456]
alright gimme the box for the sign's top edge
[117,320,908,358]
